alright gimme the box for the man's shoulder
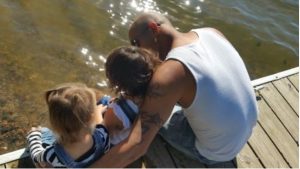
[194,27,226,39]
[150,60,189,92]
[142,60,186,104]
[156,60,186,79]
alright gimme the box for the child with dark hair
[105,46,161,99]
[102,46,161,144]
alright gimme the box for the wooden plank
[165,144,206,168]
[14,157,35,168]
[236,143,263,168]
[248,124,289,168]
[4,160,19,169]
[259,83,299,142]
[251,67,298,86]
[257,97,298,167]
[0,148,29,165]
[288,74,299,91]
[143,136,176,168]
[206,160,236,168]
[126,157,145,168]
[273,78,299,115]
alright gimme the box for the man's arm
[89,60,188,167]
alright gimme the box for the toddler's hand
[97,104,108,113]
[95,104,108,123]
[28,126,42,134]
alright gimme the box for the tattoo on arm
[142,83,166,134]
[140,111,164,134]
[147,83,163,98]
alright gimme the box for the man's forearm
[89,139,146,167]
[90,117,152,167]
[90,91,171,167]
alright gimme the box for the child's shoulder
[93,124,110,150]
[94,124,109,136]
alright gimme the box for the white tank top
[166,28,258,161]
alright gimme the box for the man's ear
[148,22,159,34]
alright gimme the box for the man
[91,12,258,167]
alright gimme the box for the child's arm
[94,104,107,124]
[26,127,46,164]
[27,127,63,167]
[103,107,124,136]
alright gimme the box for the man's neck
[172,31,199,49]
[158,33,174,60]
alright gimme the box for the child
[27,83,110,168]
[103,46,161,144]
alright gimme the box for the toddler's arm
[26,127,47,164]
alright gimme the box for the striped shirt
[26,125,110,168]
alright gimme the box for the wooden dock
[0,67,298,168]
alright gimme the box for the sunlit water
[0,0,298,154]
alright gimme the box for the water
[0,0,298,154]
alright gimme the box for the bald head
[128,12,175,60]
[131,12,171,28]
[130,12,170,35]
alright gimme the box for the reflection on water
[0,0,298,154]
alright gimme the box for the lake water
[0,0,298,154]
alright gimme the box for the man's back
[165,28,258,161]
